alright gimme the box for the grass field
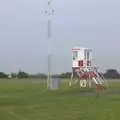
[0,78,120,120]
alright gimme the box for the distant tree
[0,72,8,78]
[52,74,61,78]
[36,73,47,79]
[104,69,120,79]
[28,73,47,79]
[17,70,29,79]
[60,72,72,78]
[11,73,17,78]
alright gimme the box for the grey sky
[0,0,120,74]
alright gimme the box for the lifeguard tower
[69,46,106,91]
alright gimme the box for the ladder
[92,72,106,91]
[75,67,106,91]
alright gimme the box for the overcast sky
[0,0,120,74]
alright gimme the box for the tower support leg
[69,72,73,87]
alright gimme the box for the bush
[0,72,8,78]
[104,69,120,79]
[17,70,29,79]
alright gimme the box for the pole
[47,20,51,89]
[45,0,54,89]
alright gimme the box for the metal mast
[45,0,54,89]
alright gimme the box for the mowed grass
[0,79,120,120]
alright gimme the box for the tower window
[85,50,90,60]
[73,51,78,60]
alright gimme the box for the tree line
[0,69,120,79]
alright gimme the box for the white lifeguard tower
[69,46,106,91]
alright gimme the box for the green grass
[0,79,120,120]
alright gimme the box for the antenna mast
[45,0,54,88]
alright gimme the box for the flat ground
[0,78,120,120]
